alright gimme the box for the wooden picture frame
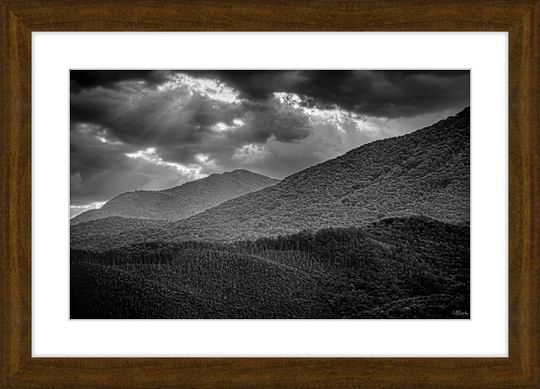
[1,1,538,388]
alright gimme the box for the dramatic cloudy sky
[70,70,470,217]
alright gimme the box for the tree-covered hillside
[71,216,469,319]
[70,169,279,225]
[172,107,469,241]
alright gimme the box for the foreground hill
[70,169,279,225]
[71,216,470,319]
[70,107,469,250]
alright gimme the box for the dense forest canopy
[72,216,470,319]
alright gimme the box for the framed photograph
[2,1,538,388]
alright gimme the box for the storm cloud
[70,70,170,94]
[183,70,470,118]
[70,70,469,211]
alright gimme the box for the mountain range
[70,169,279,225]
[71,107,470,251]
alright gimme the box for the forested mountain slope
[70,169,279,225]
[171,106,470,241]
[71,216,470,319]
[71,107,469,250]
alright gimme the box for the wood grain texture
[1,0,538,388]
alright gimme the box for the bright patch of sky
[96,135,123,145]
[274,92,366,133]
[232,143,267,161]
[195,153,209,163]
[69,201,106,218]
[71,201,106,210]
[213,122,229,132]
[125,147,206,179]
[162,73,241,104]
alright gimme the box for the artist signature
[452,310,469,317]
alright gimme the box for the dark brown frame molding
[1,1,539,388]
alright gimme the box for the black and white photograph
[70,70,470,319]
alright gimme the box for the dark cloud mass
[70,70,469,211]
[70,70,169,93]
[184,70,470,119]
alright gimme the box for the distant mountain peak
[71,170,279,225]
[214,169,263,176]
